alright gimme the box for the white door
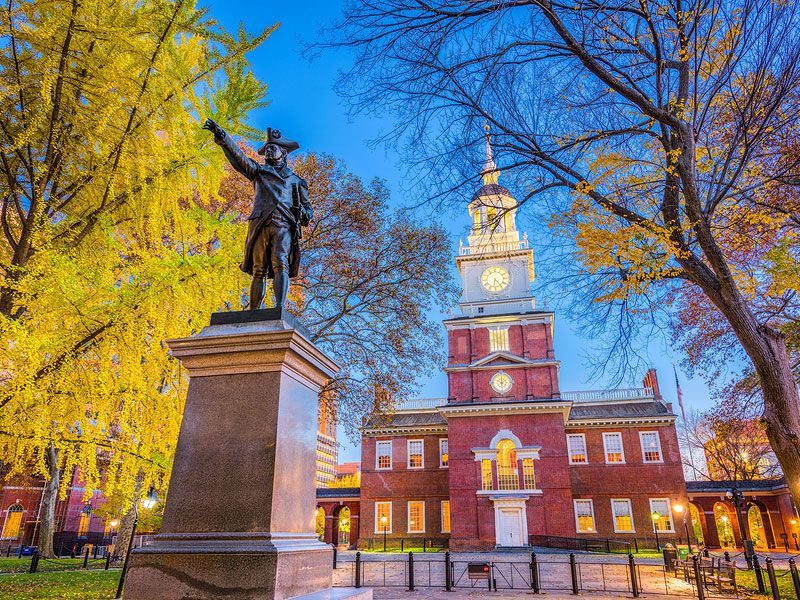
[497,508,523,546]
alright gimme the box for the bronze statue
[203,119,312,310]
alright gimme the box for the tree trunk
[111,473,143,564]
[39,444,60,558]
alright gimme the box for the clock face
[490,371,513,395]
[481,266,509,292]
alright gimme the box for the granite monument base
[122,311,351,600]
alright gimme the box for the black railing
[528,534,634,553]
[363,537,448,552]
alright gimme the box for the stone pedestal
[122,310,342,600]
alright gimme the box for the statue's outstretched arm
[203,118,259,181]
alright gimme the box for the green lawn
[0,570,119,599]
[736,568,799,599]
[0,557,110,573]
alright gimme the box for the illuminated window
[612,499,635,533]
[487,206,498,230]
[441,501,451,533]
[408,501,425,533]
[472,209,481,232]
[496,439,519,490]
[77,512,90,537]
[1,505,23,539]
[567,434,588,464]
[439,439,449,468]
[522,458,536,489]
[603,432,625,464]
[489,328,510,352]
[574,499,595,533]
[408,439,424,469]
[481,459,493,490]
[650,498,674,532]
[376,440,392,470]
[640,432,663,463]
[375,502,392,533]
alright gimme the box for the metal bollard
[606,538,611,553]
[766,557,781,600]
[633,537,639,553]
[703,547,709,558]
[408,552,415,591]
[753,554,766,594]
[5,546,9,557]
[692,555,705,600]
[790,558,800,599]
[29,550,39,574]
[569,553,579,594]
[332,546,337,570]
[83,546,90,568]
[105,551,111,570]
[93,545,98,559]
[401,539,405,552]
[445,551,452,591]
[423,537,427,553]
[629,554,640,598]
[354,552,362,588]
[531,551,540,593]
[724,551,730,562]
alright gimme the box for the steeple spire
[481,122,500,185]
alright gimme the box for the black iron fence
[528,534,635,554]
[362,536,448,552]
[0,544,117,574]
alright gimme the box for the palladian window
[477,432,540,493]
[496,439,519,490]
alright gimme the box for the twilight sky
[205,0,721,463]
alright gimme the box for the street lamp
[380,515,388,552]
[726,488,754,567]
[673,504,692,554]
[651,512,662,551]
[141,485,158,510]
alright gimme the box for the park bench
[714,560,737,593]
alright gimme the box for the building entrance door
[497,507,524,546]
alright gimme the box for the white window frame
[611,498,636,533]
[374,501,392,533]
[574,499,596,533]
[441,500,451,533]
[639,431,663,463]
[489,327,510,353]
[376,440,392,470]
[408,439,424,469]
[602,432,626,464]
[649,498,675,532]
[407,500,425,534]
[567,434,588,465]
[439,438,449,468]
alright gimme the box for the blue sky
[205,1,720,462]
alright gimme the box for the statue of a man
[203,119,312,310]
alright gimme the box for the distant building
[337,462,361,477]
[316,392,338,488]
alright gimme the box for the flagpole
[674,363,699,552]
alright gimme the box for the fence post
[408,552,415,591]
[93,545,99,559]
[766,557,781,600]
[401,539,405,552]
[633,537,639,553]
[606,538,611,553]
[570,553,579,594]
[790,558,800,600]
[629,554,640,598]
[424,538,427,553]
[355,552,362,588]
[5,546,9,557]
[83,546,90,568]
[445,551,452,591]
[28,550,39,574]
[332,545,337,570]
[753,554,766,594]
[692,555,705,600]
[105,550,111,571]
[724,551,730,563]
[17,545,23,558]
[531,551,540,593]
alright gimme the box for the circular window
[490,371,513,395]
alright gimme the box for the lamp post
[673,504,692,554]
[380,516,388,552]
[115,485,159,599]
[726,488,754,568]
[651,512,662,551]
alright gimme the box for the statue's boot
[273,269,289,310]
[250,275,265,310]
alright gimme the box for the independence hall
[357,137,689,551]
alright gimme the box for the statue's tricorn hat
[257,127,300,155]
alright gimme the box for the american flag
[673,364,686,420]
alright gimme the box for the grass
[736,567,799,599]
[0,570,119,599]
[0,557,110,573]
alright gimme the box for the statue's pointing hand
[202,118,224,139]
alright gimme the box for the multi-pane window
[408,501,425,533]
[640,432,663,463]
[408,440,424,469]
[567,434,588,464]
[441,501,451,533]
[522,458,536,489]
[0,505,22,539]
[481,459,494,490]
[440,439,449,468]
[375,501,392,533]
[650,498,674,532]
[376,440,392,470]
[612,499,635,533]
[496,439,519,490]
[603,432,625,464]
[489,328,510,352]
[574,499,596,533]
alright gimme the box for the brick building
[358,133,689,550]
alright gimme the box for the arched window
[472,209,481,232]
[337,506,351,546]
[1,504,23,539]
[496,439,519,490]
[315,507,325,541]
[714,502,735,548]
